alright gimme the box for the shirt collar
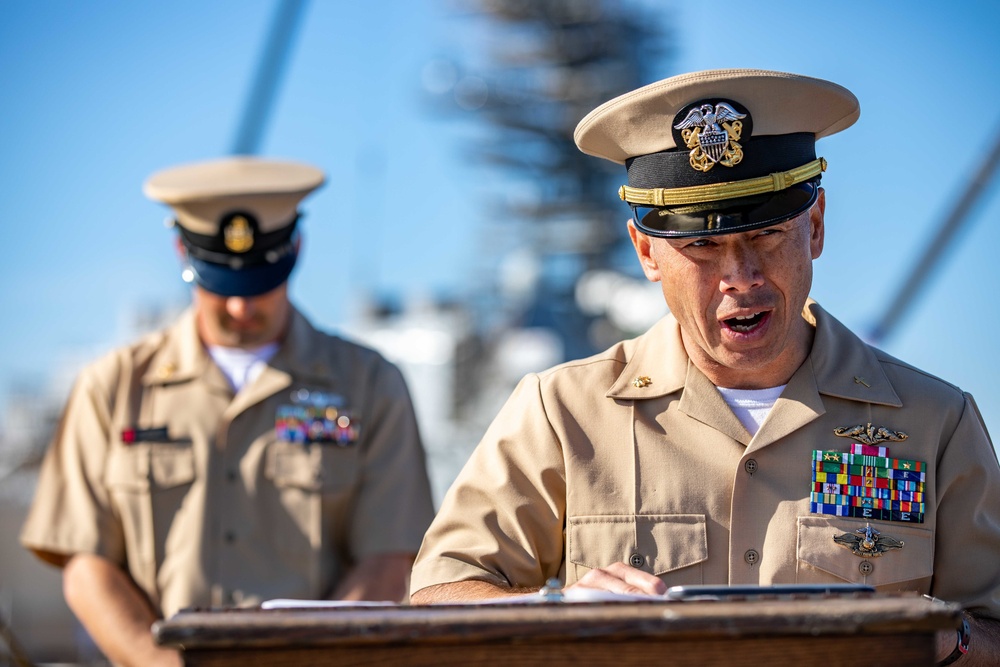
[267,307,336,382]
[606,315,687,400]
[606,300,901,408]
[804,300,901,407]
[141,304,333,387]
[141,308,209,386]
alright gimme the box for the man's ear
[628,220,663,283]
[174,235,187,261]
[809,187,826,260]
[174,236,197,285]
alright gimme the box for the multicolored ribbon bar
[851,443,888,457]
[809,492,925,513]
[813,482,923,502]
[813,471,925,487]
[809,502,924,523]
[813,450,924,472]
[811,443,926,524]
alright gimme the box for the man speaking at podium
[410,70,1000,665]
[21,157,435,667]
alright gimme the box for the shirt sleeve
[20,362,127,567]
[347,356,435,559]
[931,392,1000,619]
[410,373,567,595]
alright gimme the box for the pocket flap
[569,514,707,576]
[105,444,195,491]
[266,442,324,491]
[797,515,933,586]
[149,446,196,489]
[105,447,150,492]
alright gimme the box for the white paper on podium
[260,599,398,609]
[471,588,663,605]
[262,588,664,609]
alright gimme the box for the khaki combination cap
[144,156,325,297]
[574,68,860,237]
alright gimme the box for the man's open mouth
[723,311,767,333]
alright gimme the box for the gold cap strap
[619,158,827,207]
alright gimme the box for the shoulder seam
[876,354,963,397]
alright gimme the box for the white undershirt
[716,385,786,436]
[208,342,279,393]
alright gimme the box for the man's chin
[713,347,784,375]
[217,329,267,348]
[236,334,269,348]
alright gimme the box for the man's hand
[566,561,666,597]
[935,613,1000,666]
[410,563,666,604]
[410,579,538,604]
[62,553,181,667]
[332,553,417,602]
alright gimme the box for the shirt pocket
[262,441,360,581]
[796,515,933,591]
[105,442,196,491]
[567,514,707,586]
[264,441,358,493]
[104,443,196,601]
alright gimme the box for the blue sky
[2,1,999,444]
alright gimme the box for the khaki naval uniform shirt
[22,307,434,618]
[411,302,1000,618]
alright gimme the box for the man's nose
[225,296,253,319]
[719,242,764,293]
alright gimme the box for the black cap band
[178,213,299,269]
[177,211,301,296]
[626,133,816,189]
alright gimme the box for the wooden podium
[153,593,959,667]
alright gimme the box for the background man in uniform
[409,69,1000,664]
[21,156,435,667]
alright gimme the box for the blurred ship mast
[868,129,1000,344]
[426,0,670,358]
[230,0,310,156]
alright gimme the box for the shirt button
[226,469,237,482]
[224,531,236,544]
[628,553,645,568]
[744,549,760,566]
[859,560,874,575]
[744,459,758,475]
